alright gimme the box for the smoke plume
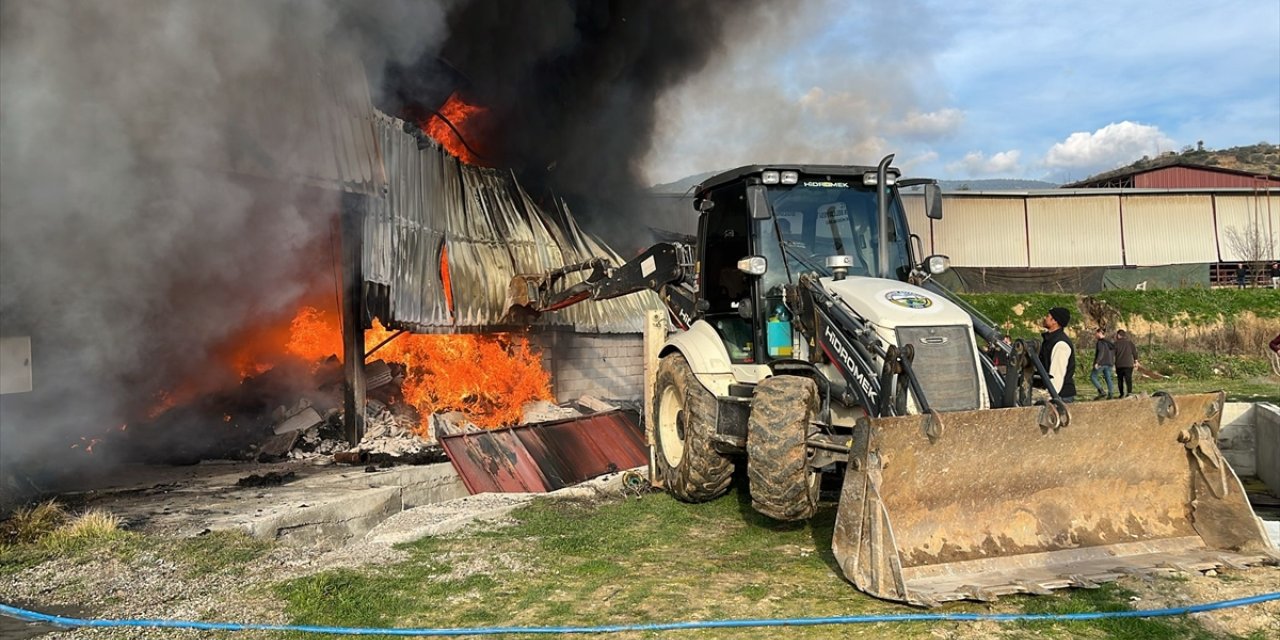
[0,0,445,492]
[0,0,760,496]
[380,0,766,251]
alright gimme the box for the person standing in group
[1271,261,1279,289]
[1090,327,1116,400]
[1235,263,1248,289]
[1038,307,1076,402]
[1114,329,1139,398]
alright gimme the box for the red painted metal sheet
[1135,166,1278,189]
[439,410,646,494]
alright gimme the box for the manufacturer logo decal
[822,325,877,402]
[885,290,933,309]
[803,181,849,188]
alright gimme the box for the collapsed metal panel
[438,411,647,493]
[363,111,661,333]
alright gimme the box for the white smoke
[642,1,955,184]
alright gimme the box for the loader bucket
[832,392,1277,606]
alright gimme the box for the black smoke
[380,0,765,253]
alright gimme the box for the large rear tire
[747,375,820,521]
[652,353,734,502]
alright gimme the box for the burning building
[0,0,760,504]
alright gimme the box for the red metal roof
[438,410,647,493]
[1134,166,1275,189]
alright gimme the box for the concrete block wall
[530,331,646,403]
[1220,402,1280,498]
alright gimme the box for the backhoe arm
[504,242,697,324]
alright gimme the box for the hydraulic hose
[3,592,1279,636]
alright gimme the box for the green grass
[956,289,1280,335]
[269,488,1250,639]
[171,530,272,577]
[1094,289,1280,324]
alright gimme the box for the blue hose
[3,592,1279,636]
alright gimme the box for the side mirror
[747,184,771,220]
[924,183,943,220]
[737,297,754,320]
[695,198,714,212]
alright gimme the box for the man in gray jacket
[1113,329,1139,398]
[1091,328,1116,399]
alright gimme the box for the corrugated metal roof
[363,111,662,333]
[438,410,647,493]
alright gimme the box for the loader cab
[694,164,918,364]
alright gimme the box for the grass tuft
[42,508,128,554]
[0,500,67,545]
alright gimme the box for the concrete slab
[65,460,467,546]
[1257,403,1280,498]
[1220,402,1257,476]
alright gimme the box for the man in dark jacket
[1038,307,1076,402]
[1113,329,1139,398]
[1090,327,1116,400]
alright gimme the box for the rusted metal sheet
[439,410,646,494]
[362,111,661,333]
[833,392,1277,606]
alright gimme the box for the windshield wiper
[781,243,829,276]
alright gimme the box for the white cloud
[888,108,964,138]
[946,149,1021,176]
[1044,121,1176,170]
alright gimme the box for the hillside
[1076,142,1279,185]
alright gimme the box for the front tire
[747,375,820,521]
[652,353,733,502]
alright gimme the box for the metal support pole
[341,193,367,446]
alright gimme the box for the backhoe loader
[506,155,1277,605]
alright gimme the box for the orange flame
[141,299,550,434]
[440,244,454,317]
[288,307,551,431]
[422,92,487,165]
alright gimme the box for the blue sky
[643,0,1280,184]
